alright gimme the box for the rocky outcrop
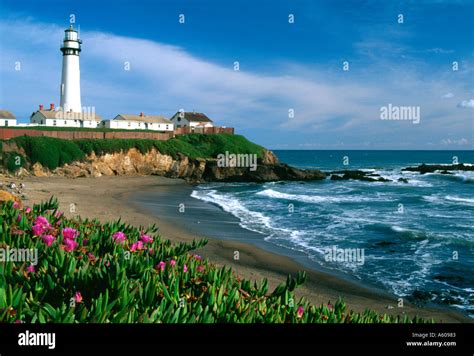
[200,161,326,183]
[261,149,279,165]
[402,163,473,174]
[329,170,390,182]
[15,147,436,185]
[30,148,326,183]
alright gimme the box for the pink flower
[62,227,78,240]
[155,261,166,271]
[42,234,56,246]
[14,319,23,324]
[17,214,22,223]
[169,259,176,267]
[194,254,202,260]
[74,292,82,303]
[63,238,78,252]
[13,201,20,209]
[130,240,144,252]
[296,306,304,318]
[35,216,50,227]
[148,248,154,254]
[328,303,333,310]
[25,207,32,214]
[197,265,205,272]
[26,264,35,274]
[32,224,45,237]
[32,216,51,236]
[140,234,153,244]
[112,231,127,244]
[183,264,188,273]
[54,210,63,219]
[87,253,95,262]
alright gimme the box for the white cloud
[0,18,473,149]
[426,48,454,54]
[442,93,454,98]
[441,138,470,146]
[457,99,474,108]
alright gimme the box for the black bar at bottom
[0,323,472,353]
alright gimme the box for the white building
[103,113,174,131]
[170,111,214,129]
[60,25,82,113]
[30,104,102,128]
[0,110,17,127]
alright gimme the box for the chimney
[39,104,44,111]
[50,103,55,111]
[140,112,144,117]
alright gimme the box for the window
[53,120,57,126]
[128,122,131,127]
[166,125,169,130]
[5,121,8,127]
[64,121,67,125]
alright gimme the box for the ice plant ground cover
[0,198,431,323]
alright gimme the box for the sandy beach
[13,175,470,323]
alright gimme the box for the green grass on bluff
[0,134,265,171]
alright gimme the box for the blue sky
[0,0,473,149]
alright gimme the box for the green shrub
[175,134,265,158]
[2,134,265,170]
[1,152,26,172]
[12,136,85,170]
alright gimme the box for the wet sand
[16,175,470,322]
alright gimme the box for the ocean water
[191,151,474,317]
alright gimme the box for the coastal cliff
[6,135,464,184]
[28,147,327,183]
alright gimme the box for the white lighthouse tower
[59,25,82,113]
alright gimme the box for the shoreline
[16,175,471,323]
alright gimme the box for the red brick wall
[0,127,232,141]
[0,128,173,141]
[0,129,42,140]
[104,131,172,140]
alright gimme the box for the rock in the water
[328,170,390,182]
[403,163,473,174]
[199,161,327,183]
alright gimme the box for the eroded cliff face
[28,148,327,183]
[31,149,201,179]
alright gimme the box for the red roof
[177,112,213,123]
